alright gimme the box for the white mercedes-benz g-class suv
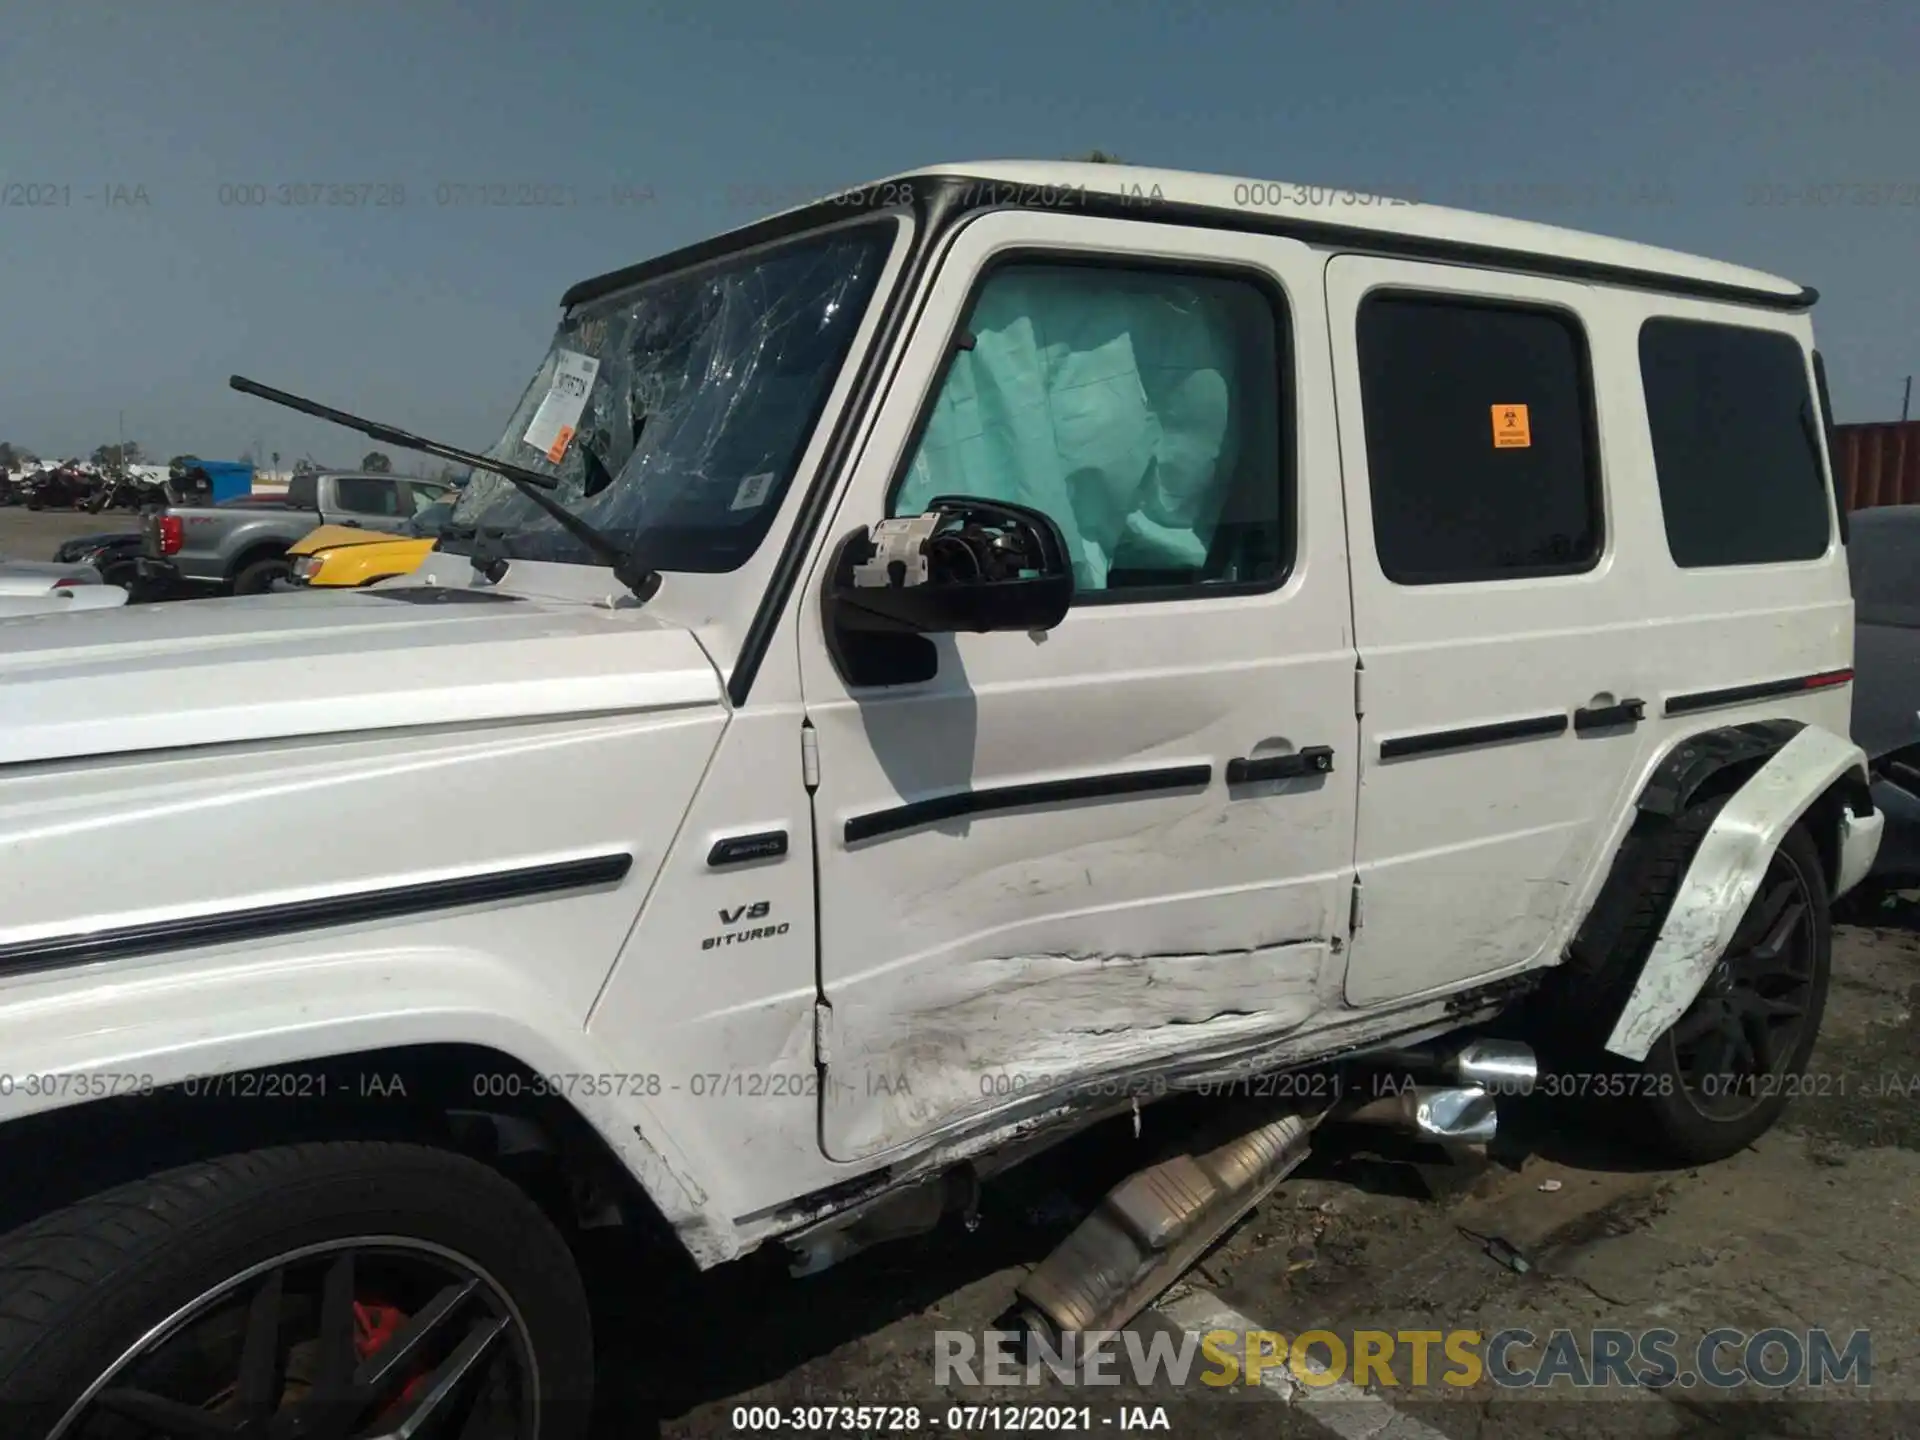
[0,162,1882,1435]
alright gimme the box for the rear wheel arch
[1564,720,1865,1003]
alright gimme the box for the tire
[1558,800,1832,1164]
[0,1141,594,1438]
[1632,820,1831,1162]
[232,555,291,594]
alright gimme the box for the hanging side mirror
[821,496,1075,686]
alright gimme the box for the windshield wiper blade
[229,374,661,601]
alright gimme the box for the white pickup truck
[0,162,1882,1436]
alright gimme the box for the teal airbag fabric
[895,269,1241,590]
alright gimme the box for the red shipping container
[1834,421,1920,511]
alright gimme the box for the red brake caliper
[354,1302,431,1409]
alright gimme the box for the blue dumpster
[196,461,256,505]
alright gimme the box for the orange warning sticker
[1492,404,1531,448]
[545,424,576,464]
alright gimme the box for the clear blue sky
[4,0,1915,467]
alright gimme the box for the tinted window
[890,262,1288,598]
[1357,296,1599,584]
[333,478,402,516]
[402,482,452,516]
[1640,319,1831,567]
[285,475,318,510]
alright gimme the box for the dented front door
[797,211,1359,1163]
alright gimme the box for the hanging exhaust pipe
[1013,1104,1320,1341]
[1365,1039,1537,1096]
[1333,1084,1500,1144]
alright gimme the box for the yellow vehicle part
[286,525,436,588]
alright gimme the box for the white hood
[0,587,723,767]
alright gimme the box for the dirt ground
[575,913,1920,1440]
[6,508,1913,1437]
[0,506,134,561]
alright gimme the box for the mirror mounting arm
[820,497,1075,688]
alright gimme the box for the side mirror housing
[822,496,1074,686]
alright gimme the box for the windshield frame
[447,215,900,578]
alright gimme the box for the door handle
[1227,745,1335,784]
[1573,697,1645,731]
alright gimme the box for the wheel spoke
[1727,1023,1758,1076]
[93,1388,242,1438]
[352,1279,482,1406]
[1729,879,1795,953]
[366,1317,510,1440]
[1746,992,1806,1019]
[70,1245,529,1440]
[1748,897,1807,968]
[1741,1008,1780,1074]
[1671,1002,1722,1048]
[313,1252,359,1399]
[236,1267,286,1417]
[1695,1024,1738,1085]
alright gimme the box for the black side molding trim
[1378,713,1568,760]
[0,853,634,981]
[845,764,1212,845]
[1664,669,1854,717]
[707,831,789,867]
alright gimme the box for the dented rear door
[796,211,1358,1164]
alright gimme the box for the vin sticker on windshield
[730,471,777,511]
[523,349,601,463]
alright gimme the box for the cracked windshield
[451,221,895,571]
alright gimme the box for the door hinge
[813,1000,834,1066]
[800,723,821,791]
[1353,659,1366,719]
[1349,875,1364,934]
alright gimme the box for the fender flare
[0,945,742,1265]
[1604,723,1880,1061]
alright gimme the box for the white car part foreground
[1604,724,1881,1061]
[0,584,127,617]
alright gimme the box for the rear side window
[1356,295,1600,584]
[1639,319,1831,567]
[332,478,403,516]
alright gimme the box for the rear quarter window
[1638,319,1832,567]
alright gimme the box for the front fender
[0,944,740,1264]
[1604,724,1877,1061]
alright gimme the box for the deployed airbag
[895,268,1253,591]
